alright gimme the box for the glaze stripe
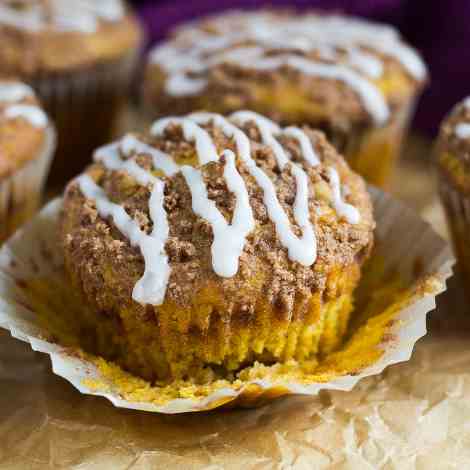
[181,150,255,277]
[0,0,124,33]
[93,141,170,306]
[4,104,48,128]
[0,82,48,128]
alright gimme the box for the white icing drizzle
[230,110,317,170]
[453,97,470,140]
[455,124,470,140]
[151,12,427,124]
[166,74,208,96]
[91,142,171,306]
[4,104,48,128]
[77,111,361,305]
[345,48,383,79]
[74,0,125,22]
[181,150,254,277]
[0,81,48,128]
[296,15,427,80]
[120,134,180,176]
[0,0,124,33]
[0,4,43,31]
[282,56,389,123]
[231,111,288,168]
[283,127,320,167]
[226,111,319,265]
[0,82,34,102]
[151,117,219,165]
[328,167,361,224]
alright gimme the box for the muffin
[0,0,143,184]
[436,97,470,287]
[61,110,374,382]
[0,80,54,242]
[143,10,427,188]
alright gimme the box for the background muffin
[0,0,143,184]
[143,9,427,188]
[0,80,54,242]
[436,97,470,288]
[61,110,374,382]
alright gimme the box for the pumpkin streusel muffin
[143,10,427,188]
[61,111,374,382]
[0,80,54,242]
[0,0,143,184]
[436,97,470,288]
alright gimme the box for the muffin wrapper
[0,187,453,413]
[438,177,470,281]
[0,126,56,243]
[337,97,417,189]
[31,51,140,184]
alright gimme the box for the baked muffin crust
[0,80,48,178]
[438,98,470,160]
[436,98,470,193]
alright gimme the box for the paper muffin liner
[437,176,470,284]
[0,187,453,413]
[30,51,140,185]
[338,97,417,189]
[0,126,56,243]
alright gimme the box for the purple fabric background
[133,0,470,136]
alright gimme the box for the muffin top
[0,80,49,179]
[146,10,427,128]
[0,0,143,74]
[436,97,470,192]
[438,97,470,159]
[62,111,374,316]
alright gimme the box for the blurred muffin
[61,110,374,382]
[0,80,54,242]
[436,97,470,287]
[0,0,143,184]
[143,10,427,188]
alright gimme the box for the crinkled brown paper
[2,324,470,468]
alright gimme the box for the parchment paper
[2,326,470,469]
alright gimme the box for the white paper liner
[438,177,470,246]
[30,51,140,183]
[344,97,418,188]
[437,177,470,300]
[0,125,56,242]
[0,187,454,413]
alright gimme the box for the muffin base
[0,126,56,243]
[59,263,361,383]
[336,99,416,189]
